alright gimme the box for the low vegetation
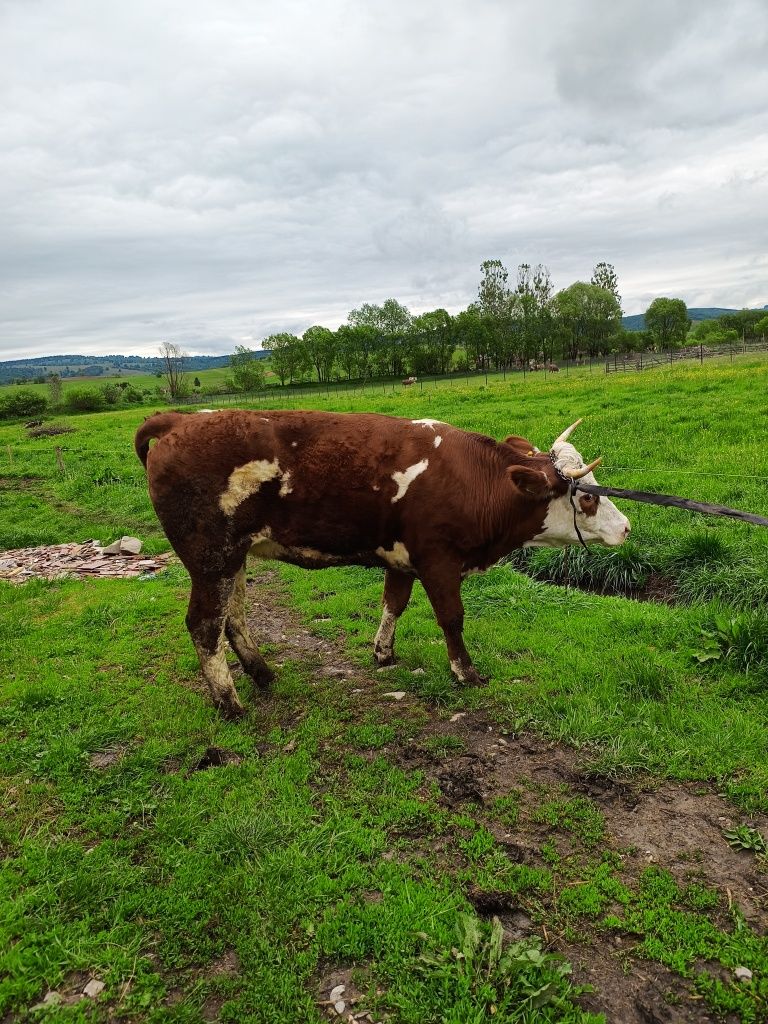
[2,359,768,1021]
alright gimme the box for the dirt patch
[241,569,766,1023]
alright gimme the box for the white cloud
[1,0,766,359]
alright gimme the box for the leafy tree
[408,309,456,374]
[454,306,492,370]
[158,341,188,399]
[691,320,739,346]
[264,333,308,386]
[513,263,554,364]
[335,324,378,380]
[302,326,338,383]
[477,259,514,368]
[230,346,266,392]
[755,315,768,341]
[717,308,766,342]
[348,299,412,376]
[554,283,622,357]
[590,262,622,313]
[645,298,690,349]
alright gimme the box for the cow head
[507,419,631,548]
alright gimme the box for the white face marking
[375,542,413,571]
[412,418,444,430]
[433,435,442,448]
[219,458,292,514]
[391,459,429,503]
[523,443,630,548]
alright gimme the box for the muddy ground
[244,570,768,1024]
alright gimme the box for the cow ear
[504,435,537,456]
[507,464,555,499]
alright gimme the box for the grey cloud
[1,0,767,359]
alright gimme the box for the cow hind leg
[419,563,487,686]
[225,567,274,689]
[374,569,415,666]
[186,577,246,719]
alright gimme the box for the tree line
[226,262,768,388]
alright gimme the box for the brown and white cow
[135,410,629,718]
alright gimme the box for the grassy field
[2,359,768,1022]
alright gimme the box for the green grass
[3,358,768,1021]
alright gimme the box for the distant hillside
[0,351,269,385]
[622,307,767,332]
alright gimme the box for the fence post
[6,445,12,465]
[55,447,66,474]
[700,344,703,365]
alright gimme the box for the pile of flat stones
[0,537,173,582]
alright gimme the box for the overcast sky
[1,0,766,359]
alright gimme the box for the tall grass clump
[694,605,768,680]
[521,543,658,597]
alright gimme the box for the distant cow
[25,420,43,428]
[547,363,560,372]
[136,411,630,718]
[402,376,418,386]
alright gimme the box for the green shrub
[0,389,48,419]
[65,388,107,412]
[694,607,768,678]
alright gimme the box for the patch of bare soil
[243,570,766,1024]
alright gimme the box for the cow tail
[134,412,186,468]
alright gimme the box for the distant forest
[2,257,766,386]
[0,353,236,385]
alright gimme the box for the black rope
[573,481,768,528]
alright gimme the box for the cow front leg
[186,577,245,719]
[419,564,486,686]
[225,567,274,689]
[374,569,415,666]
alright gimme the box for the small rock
[735,967,753,983]
[102,540,123,554]
[449,713,466,723]
[324,667,347,677]
[329,985,346,1001]
[31,992,63,1010]
[411,668,425,675]
[83,979,105,998]
[282,739,297,753]
[376,664,396,672]
[383,691,406,701]
[119,536,143,555]
[334,1000,346,1014]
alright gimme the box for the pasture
[2,360,768,1022]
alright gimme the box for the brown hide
[136,409,568,717]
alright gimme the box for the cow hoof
[252,666,275,690]
[217,699,247,720]
[458,669,489,687]
[374,653,396,667]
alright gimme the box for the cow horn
[551,418,583,448]
[561,457,602,479]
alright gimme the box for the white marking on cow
[260,417,270,422]
[391,459,429,503]
[197,409,215,413]
[523,446,630,548]
[412,418,444,430]
[291,441,298,448]
[375,542,413,571]
[372,484,380,491]
[433,435,442,448]
[220,459,293,514]
[374,602,397,663]
[450,659,466,682]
